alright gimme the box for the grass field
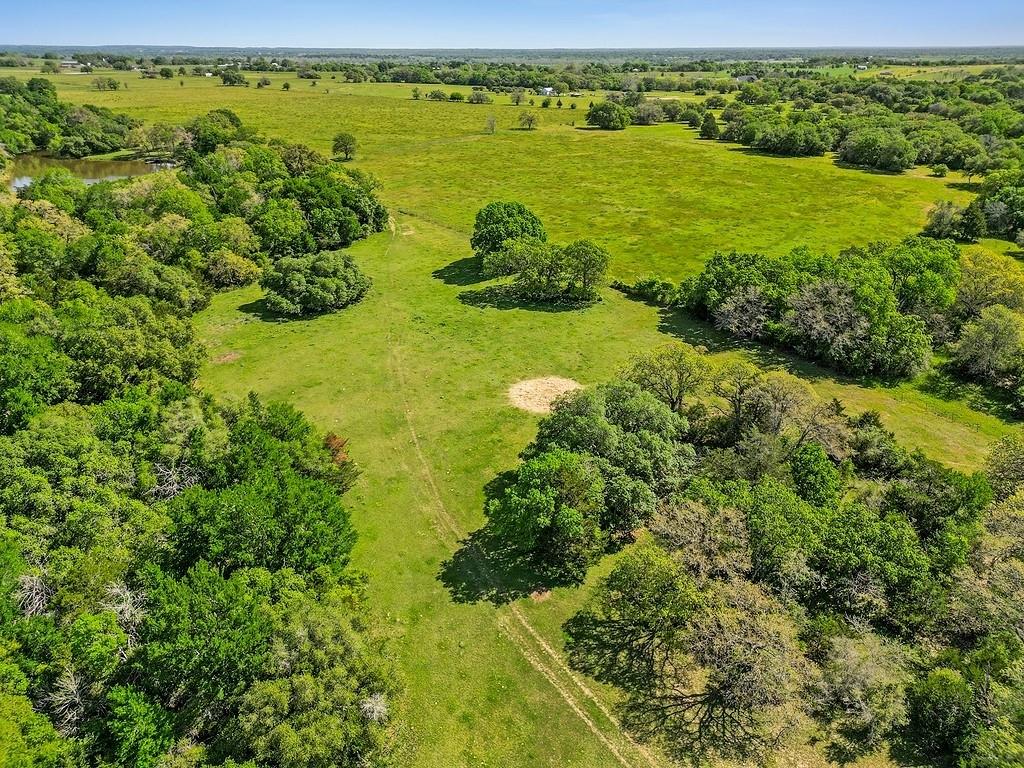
[16,69,1023,767]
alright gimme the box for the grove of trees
[616,236,1024,413]
[470,201,609,303]
[0,102,398,767]
[0,77,137,161]
[480,341,1024,764]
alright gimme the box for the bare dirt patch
[212,351,241,364]
[508,377,582,414]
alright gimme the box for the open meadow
[15,68,1023,767]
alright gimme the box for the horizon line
[5,43,1024,52]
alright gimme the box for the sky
[2,0,1023,49]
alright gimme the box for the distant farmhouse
[538,86,555,96]
[736,74,758,83]
[60,59,81,70]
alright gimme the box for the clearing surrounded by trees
[3,31,1024,768]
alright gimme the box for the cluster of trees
[411,87,494,104]
[470,201,609,303]
[2,109,385,430]
[715,69,1024,172]
[621,237,1024,408]
[486,342,1024,764]
[576,67,1024,174]
[927,167,1024,246]
[176,110,385,314]
[676,237,962,378]
[1,103,397,765]
[0,77,138,162]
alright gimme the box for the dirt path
[380,221,662,767]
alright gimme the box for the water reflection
[7,154,172,191]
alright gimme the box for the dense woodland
[0,107,393,767]
[577,66,1024,175]
[0,77,137,160]
[481,342,1024,765]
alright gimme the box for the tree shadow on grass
[918,363,1022,422]
[831,159,906,177]
[458,284,597,313]
[438,471,577,605]
[946,181,982,193]
[886,732,946,768]
[238,297,292,323]
[431,255,487,286]
[439,525,576,605]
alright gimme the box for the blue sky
[3,0,1023,49]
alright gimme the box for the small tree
[486,448,607,581]
[485,115,497,135]
[471,201,546,257]
[331,132,357,161]
[256,77,271,89]
[931,163,949,178]
[220,70,247,87]
[519,112,538,131]
[586,101,631,130]
[411,87,421,100]
[623,342,711,413]
[282,82,290,91]
[700,113,720,139]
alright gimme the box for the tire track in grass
[380,224,661,767]
[391,391,640,768]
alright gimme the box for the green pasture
[27,69,976,280]
[14,69,1022,767]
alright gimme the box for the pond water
[6,154,171,192]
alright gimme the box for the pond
[6,154,172,192]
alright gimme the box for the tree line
[0,77,137,162]
[617,233,1024,412]
[581,66,1024,175]
[1,104,398,767]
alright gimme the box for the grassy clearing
[198,217,940,768]
[17,70,1020,766]
[33,69,976,279]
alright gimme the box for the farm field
[12,68,1023,767]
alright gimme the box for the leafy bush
[261,250,372,315]
[470,200,546,256]
[586,101,631,130]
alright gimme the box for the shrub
[470,201,546,256]
[261,250,371,315]
[586,102,631,130]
